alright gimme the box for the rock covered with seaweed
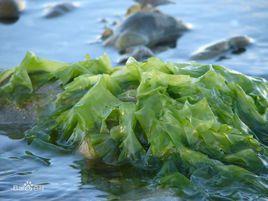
[0,52,268,200]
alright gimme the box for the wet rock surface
[105,11,189,52]
[190,35,253,60]
[102,0,190,63]
[104,10,189,64]
[0,103,37,125]
[44,2,78,19]
[118,45,154,64]
[0,81,62,125]
[100,27,113,40]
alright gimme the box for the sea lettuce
[0,53,268,200]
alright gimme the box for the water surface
[0,0,268,75]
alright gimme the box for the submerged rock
[104,11,190,52]
[190,36,253,60]
[0,0,25,23]
[0,102,37,125]
[0,82,62,125]
[44,2,78,18]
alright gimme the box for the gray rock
[44,2,78,18]
[0,103,37,125]
[104,11,190,52]
[190,35,253,60]
[118,45,154,64]
[0,81,62,126]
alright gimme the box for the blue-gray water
[0,0,268,75]
[1,0,268,200]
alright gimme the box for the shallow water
[0,0,268,75]
[0,127,181,201]
[1,0,268,200]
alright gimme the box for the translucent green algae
[1,52,268,200]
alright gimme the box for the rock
[101,27,113,40]
[118,45,154,64]
[111,20,118,26]
[190,35,253,60]
[99,18,108,23]
[125,4,142,16]
[44,2,78,18]
[0,0,19,20]
[126,3,156,16]
[103,0,189,62]
[126,4,143,16]
[126,0,173,16]
[0,0,25,23]
[104,11,190,52]
[0,103,37,125]
[0,81,62,126]
[134,0,175,7]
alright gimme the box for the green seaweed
[1,52,268,200]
